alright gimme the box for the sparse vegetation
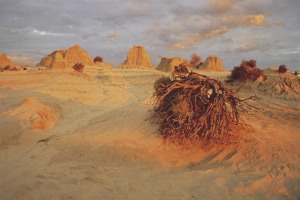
[190,53,201,67]
[72,63,85,72]
[278,65,288,73]
[227,60,263,82]
[93,56,103,63]
[152,67,259,145]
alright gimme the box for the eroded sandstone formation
[120,46,153,69]
[156,57,187,72]
[199,56,226,71]
[36,45,94,69]
[0,54,13,67]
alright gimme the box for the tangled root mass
[152,69,259,145]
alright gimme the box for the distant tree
[93,56,103,63]
[72,63,85,72]
[190,53,201,66]
[278,64,288,73]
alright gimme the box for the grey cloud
[207,0,238,13]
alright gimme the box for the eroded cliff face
[121,46,153,69]
[156,57,186,72]
[36,45,94,69]
[0,54,13,67]
[200,56,226,71]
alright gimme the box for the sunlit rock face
[0,53,13,67]
[200,56,226,71]
[120,46,154,69]
[36,45,94,69]
[156,57,186,72]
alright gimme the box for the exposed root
[152,70,260,146]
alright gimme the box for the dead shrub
[152,69,259,146]
[93,56,103,63]
[72,63,85,72]
[228,60,263,82]
[190,53,201,67]
[278,65,288,73]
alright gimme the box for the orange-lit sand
[0,68,299,199]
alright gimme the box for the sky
[0,0,299,70]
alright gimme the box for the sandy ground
[0,69,299,200]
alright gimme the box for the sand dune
[0,69,299,199]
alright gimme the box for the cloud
[105,31,120,41]
[208,0,237,13]
[169,27,228,50]
[167,14,267,50]
[7,55,37,66]
[31,29,74,37]
[221,14,266,26]
[273,21,285,26]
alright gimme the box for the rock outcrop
[36,45,94,69]
[120,46,153,69]
[199,56,226,71]
[156,57,187,72]
[0,54,13,67]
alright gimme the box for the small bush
[93,56,103,63]
[278,65,288,73]
[72,63,85,72]
[190,53,201,66]
[228,59,263,82]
